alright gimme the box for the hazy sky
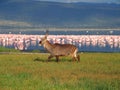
[37,0,120,4]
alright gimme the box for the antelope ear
[45,35,47,39]
[45,30,49,39]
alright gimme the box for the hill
[0,0,120,30]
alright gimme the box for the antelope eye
[39,41,42,44]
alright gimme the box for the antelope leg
[77,55,80,62]
[72,57,77,61]
[48,55,53,61]
[55,56,59,62]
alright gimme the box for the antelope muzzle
[39,41,42,46]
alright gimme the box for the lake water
[1,30,120,35]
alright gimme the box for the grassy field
[0,46,20,52]
[0,53,120,90]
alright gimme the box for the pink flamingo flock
[0,34,120,51]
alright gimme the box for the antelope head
[39,30,48,46]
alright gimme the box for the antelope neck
[43,40,53,53]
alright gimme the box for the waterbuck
[39,31,80,62]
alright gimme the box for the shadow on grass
[34,57,47,62]
[34,57,73,62]
[34,57,56,62]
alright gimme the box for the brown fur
[39,33,80,62]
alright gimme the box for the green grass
[0,46,20,52]
[0,53,120,90]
